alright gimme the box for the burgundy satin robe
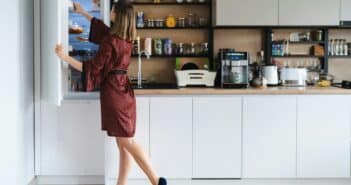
[82,18,136,137]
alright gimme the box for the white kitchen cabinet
[341,0,351,22]
[193,97,242,178]
[40,101,104,175]
[215,0,278,26]
[279,0,340,26]
[150,97,193,179]
[243,96,297,178]
[297,95,351,178]
[105,97,150,182]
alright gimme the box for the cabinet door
[243,96,297,178]
[215,0,278,26]
[341,0,351,21]
[193,97,242,178]
[105,97,150,180]
[297,95,351,178]
[150,97,193,179]
[279,0,340,25]
[40,101,104,175]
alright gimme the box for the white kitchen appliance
[175,70,217,87]
[280,68,307,87]
[262,65,279,86]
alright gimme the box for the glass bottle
[343,39,348,56]
[335,39,340,56]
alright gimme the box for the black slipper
[158,177,167,185]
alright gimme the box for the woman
[55,1,167,185]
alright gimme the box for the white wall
[0,0,34,184]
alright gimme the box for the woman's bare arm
[74,3,93,22]
[55,45,83,72]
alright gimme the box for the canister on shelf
[177,17,185,28]
[137,11,145,28]
[155,19,164,28]
[154,38,163,55]
[199,42,208,56]
[163,39,173,56]
[147,18,155,28]
[145,37,152,56]
[198,17,208,27]
[175,43,184,56]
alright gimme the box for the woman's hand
[55,44,83,72]
[73,2,86,15]
[73,2,93,21]
[55,44,69,62]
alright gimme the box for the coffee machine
[215,49,249,88]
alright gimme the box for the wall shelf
[131,55,209,58]
[131,2,210,6]
[329,56,351,59]
[272,55,324,58]
[137,26,209,30]
[271,41,325,45]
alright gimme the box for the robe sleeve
[89,17,110,45]
[81,39,112,92]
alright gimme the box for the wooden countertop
[134,87,351,95]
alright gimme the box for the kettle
[262,65,279,86]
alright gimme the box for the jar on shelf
[175,43,184,56]
[177,17,186,28]
[198,17,208,27]
[166,15,176,28]
[147,18,155,28]
[163,39,173,56]
[199,42,208,56]
[136,11,145,28]
[154,38,163,55]
[187,13,197,27]
[155,19,164,28]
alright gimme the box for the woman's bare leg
[116,137,159,185]
[116,140,133,185]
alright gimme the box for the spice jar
[199,42,208,56]
[147,18,155,28]
[155,19,164,28]
[198,17,208,27]
[177,17,185,28]
[166,15,176,28]
[187,13,197,27]
[175,43,184,56]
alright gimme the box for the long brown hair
[110,1,136,41]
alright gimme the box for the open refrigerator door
[41,0,109,105]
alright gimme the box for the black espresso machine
[215,49,249,88]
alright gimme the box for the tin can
[154,39,163,55]
[163,39,173,56]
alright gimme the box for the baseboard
[36,175,104,185]
[35,176,351,185]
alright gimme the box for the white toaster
[280,68,307,87]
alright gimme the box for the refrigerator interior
[69,0,101,92]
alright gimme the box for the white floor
[35,177,351,185]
